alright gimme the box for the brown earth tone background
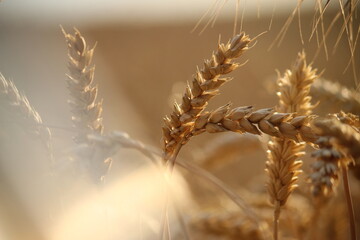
[0,7,359,240]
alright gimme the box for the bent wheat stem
[342,164,357,240]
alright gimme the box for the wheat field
[0,1,359,240]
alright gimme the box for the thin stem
[342,164,357,240]
[173,196,191,240]
[177,159,271,240]
[117,136,270,239]
[160,143,183,240]
[304,203,323,240]
[273,201,281,240]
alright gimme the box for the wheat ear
[309,136,344,198]
[313,118,358,240]
[0,73,52,160]
[162,33,251,164]
[309,113,360,197]
[62,27,103,144]
[160,34,251,238]
[315,118,360,161]
[335,111,360,129]
[311,78,360,114]
[189,105,318,143]
[265,51,318,240]
[62,27,110,182]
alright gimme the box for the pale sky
[0,0,321,26]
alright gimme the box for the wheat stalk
[62,27,110,182]
[160,33,251,239]
[264,51,318,240]
[0,73,52,159]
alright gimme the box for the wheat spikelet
[0,73,52,154]
[162,33,251,161]
[191,105,318,143]
[311,78,360,114]
[264,51,318,240]
[62,27,110,182]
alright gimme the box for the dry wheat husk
[162,33,251,161]
[0,73,52,156]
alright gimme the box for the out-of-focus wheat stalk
[199,134,262,170]
[265,51,318,240]
[62,27,110,182]
[0,73,53,161]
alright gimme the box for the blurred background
[0,0,359,239]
